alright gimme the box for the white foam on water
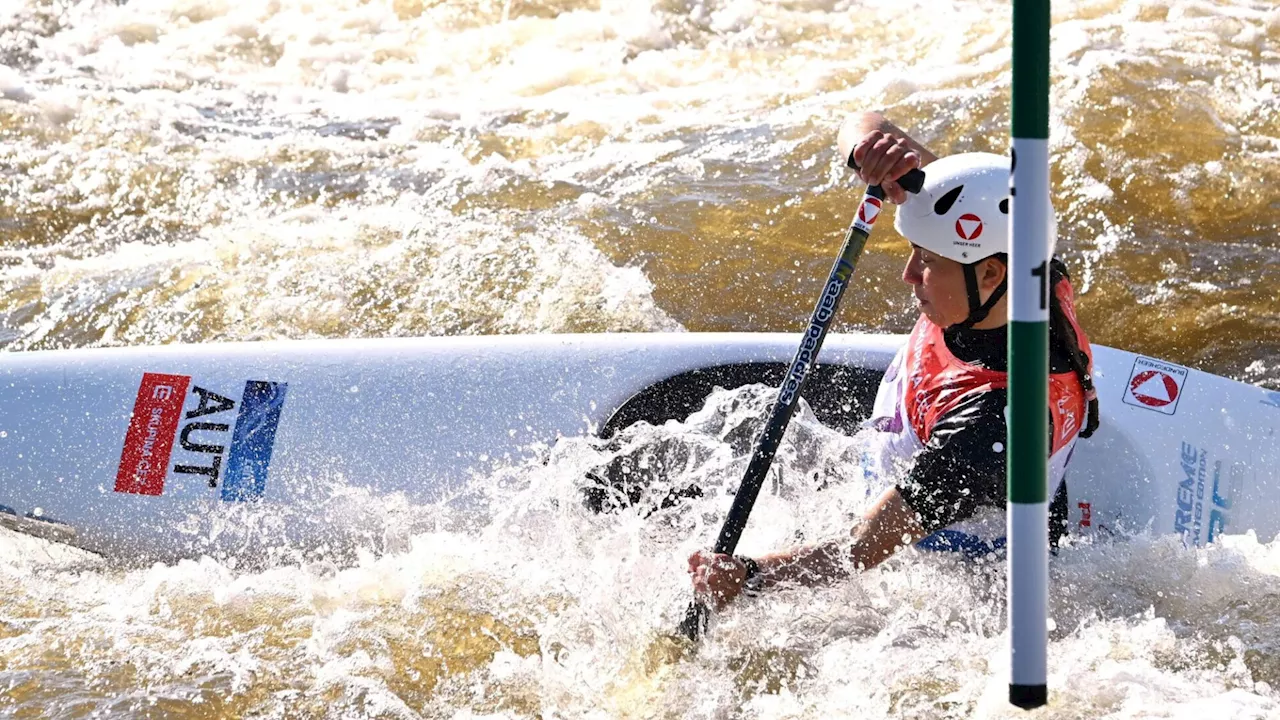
[1,0,1279,714]
[2,184,679,347]
[1,386,1278,717]
[2,0,1277,359]
[0,63,35,103]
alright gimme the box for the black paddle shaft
[678,166,926,642]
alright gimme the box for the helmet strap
[957,261,1008,329]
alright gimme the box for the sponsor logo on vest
[1077,502,1091,528]
[117,375,288,501]
[1056,396,1078,441]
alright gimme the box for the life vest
[861,276,1094,553]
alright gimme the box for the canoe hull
[0,333,1275,558]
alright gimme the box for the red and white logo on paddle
[1129,370,1179,407]
[1122,356,1189,416]
[858,197,882,225]
[955,213,983,240]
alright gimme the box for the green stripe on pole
[1012,0,1050,138]
[1008,319,1048,504]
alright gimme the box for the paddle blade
[677,601,710,641]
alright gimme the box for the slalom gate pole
[1008,0,1052,710]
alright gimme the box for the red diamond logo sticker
[956,213,983,240]
[1129,370,1179,407]
[1122,357,1189,416]
[859,197,882,224]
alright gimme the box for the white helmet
[893,151,1056,327]
[894,151,1054,264]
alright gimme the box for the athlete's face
[901,245,1007,329]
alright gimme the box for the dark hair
[984,254,1099,439]
[1048,258,1099,439]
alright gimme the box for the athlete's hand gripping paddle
[677,146,925,642]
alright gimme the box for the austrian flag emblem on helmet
[955,213,983,240]
[893,151,1056,265]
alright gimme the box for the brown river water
[1,0,1279,718]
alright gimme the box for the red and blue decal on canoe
[116,375,288,501]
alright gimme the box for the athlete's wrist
[734,555,764,595]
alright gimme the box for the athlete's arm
[690,401,1005,608]
[689,486,927,608]
[756,486,927,583]
[690,392,997,605]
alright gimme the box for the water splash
[1,385,1278,717]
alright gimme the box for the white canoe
[1,333,1277,559]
